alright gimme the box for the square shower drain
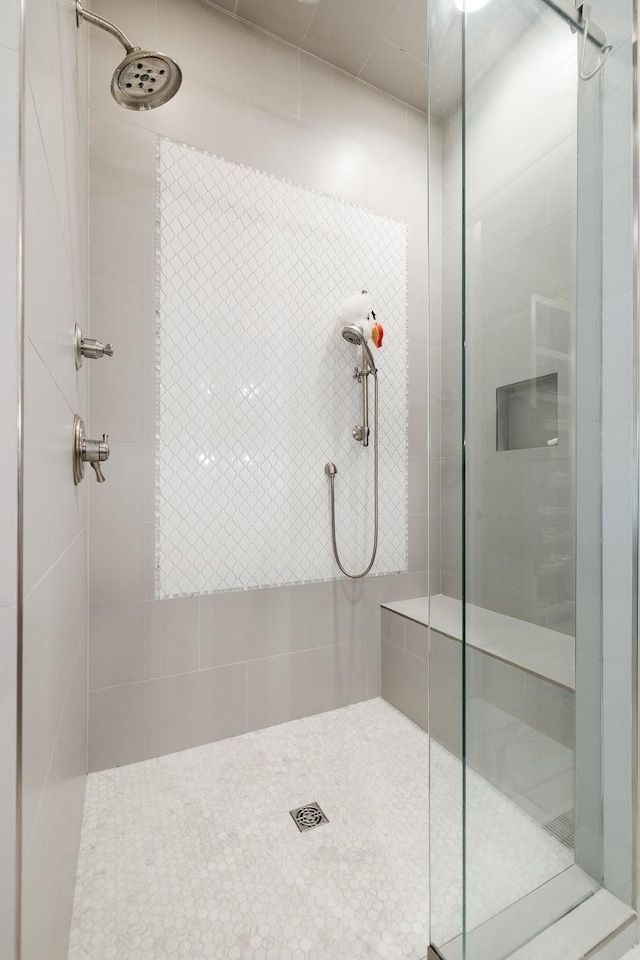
[290,802,329,832]
[543,809,575,849]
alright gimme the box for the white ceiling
[203,0,429,112]
[201,0,557,120]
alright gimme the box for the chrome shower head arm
[76,1,137,54]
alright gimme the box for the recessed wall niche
[496,373,559,452]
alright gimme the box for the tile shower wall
[21,0,89,957]
[156,139,408,596]
[0,2,20,956]
[438,21,578,633]
[88,0,438,771]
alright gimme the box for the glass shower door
[428,0,608,956]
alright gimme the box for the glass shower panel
[464,0,603,957]
[429,1,606,957]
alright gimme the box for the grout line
[91,189,156,214]
[22,630,86,861]
[357,0,406,81]
[23,525,87,602]
[89,637,367,693]
[88,270,155,291]
[26,333,78,417]
[24,77,86,326]
[189,0,426,115]
[299,1,317,49]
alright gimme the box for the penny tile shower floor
[68,699,572,960]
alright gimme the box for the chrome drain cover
[290,802,329,832]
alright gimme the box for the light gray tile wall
[87,0,436,771]
[427,116,443,596]
[89,571,430,771]
[439,105,463,604]
[380,612,429,731]
[438,25,578,631]
[21,0,89,958]
[0,9,20,957]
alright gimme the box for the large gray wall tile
[89,662,246,771]
[88,678,165,771]
[89,521,155,605]
[366,635,381,699]
[247,641,367,732]
[21,641,87,960]
[381,639,428,731]
[162,665,247,756]
[200,581,334,667]
[89,597,200,689]
[22,534,87,849]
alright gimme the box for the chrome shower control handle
[74,323,114,369]
[83,339,114,361]
[73,416,110,484]
[84,435,110,483]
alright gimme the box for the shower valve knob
[73,415,110,484]
[74,323,114,369]
[82,339,114,360]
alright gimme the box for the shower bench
[380,595,575,826]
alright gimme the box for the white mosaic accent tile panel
[156,138,408,598]
[68,699,573,960]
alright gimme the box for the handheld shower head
[76,2,182,111]
[341,323,365,346]
[341,322,377,375]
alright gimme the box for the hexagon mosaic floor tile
[68,699,572,959]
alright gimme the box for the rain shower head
[76,2,182,111]
[342,323,365,346]
[111,51,182,111]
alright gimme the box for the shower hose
[326,368,379,579]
